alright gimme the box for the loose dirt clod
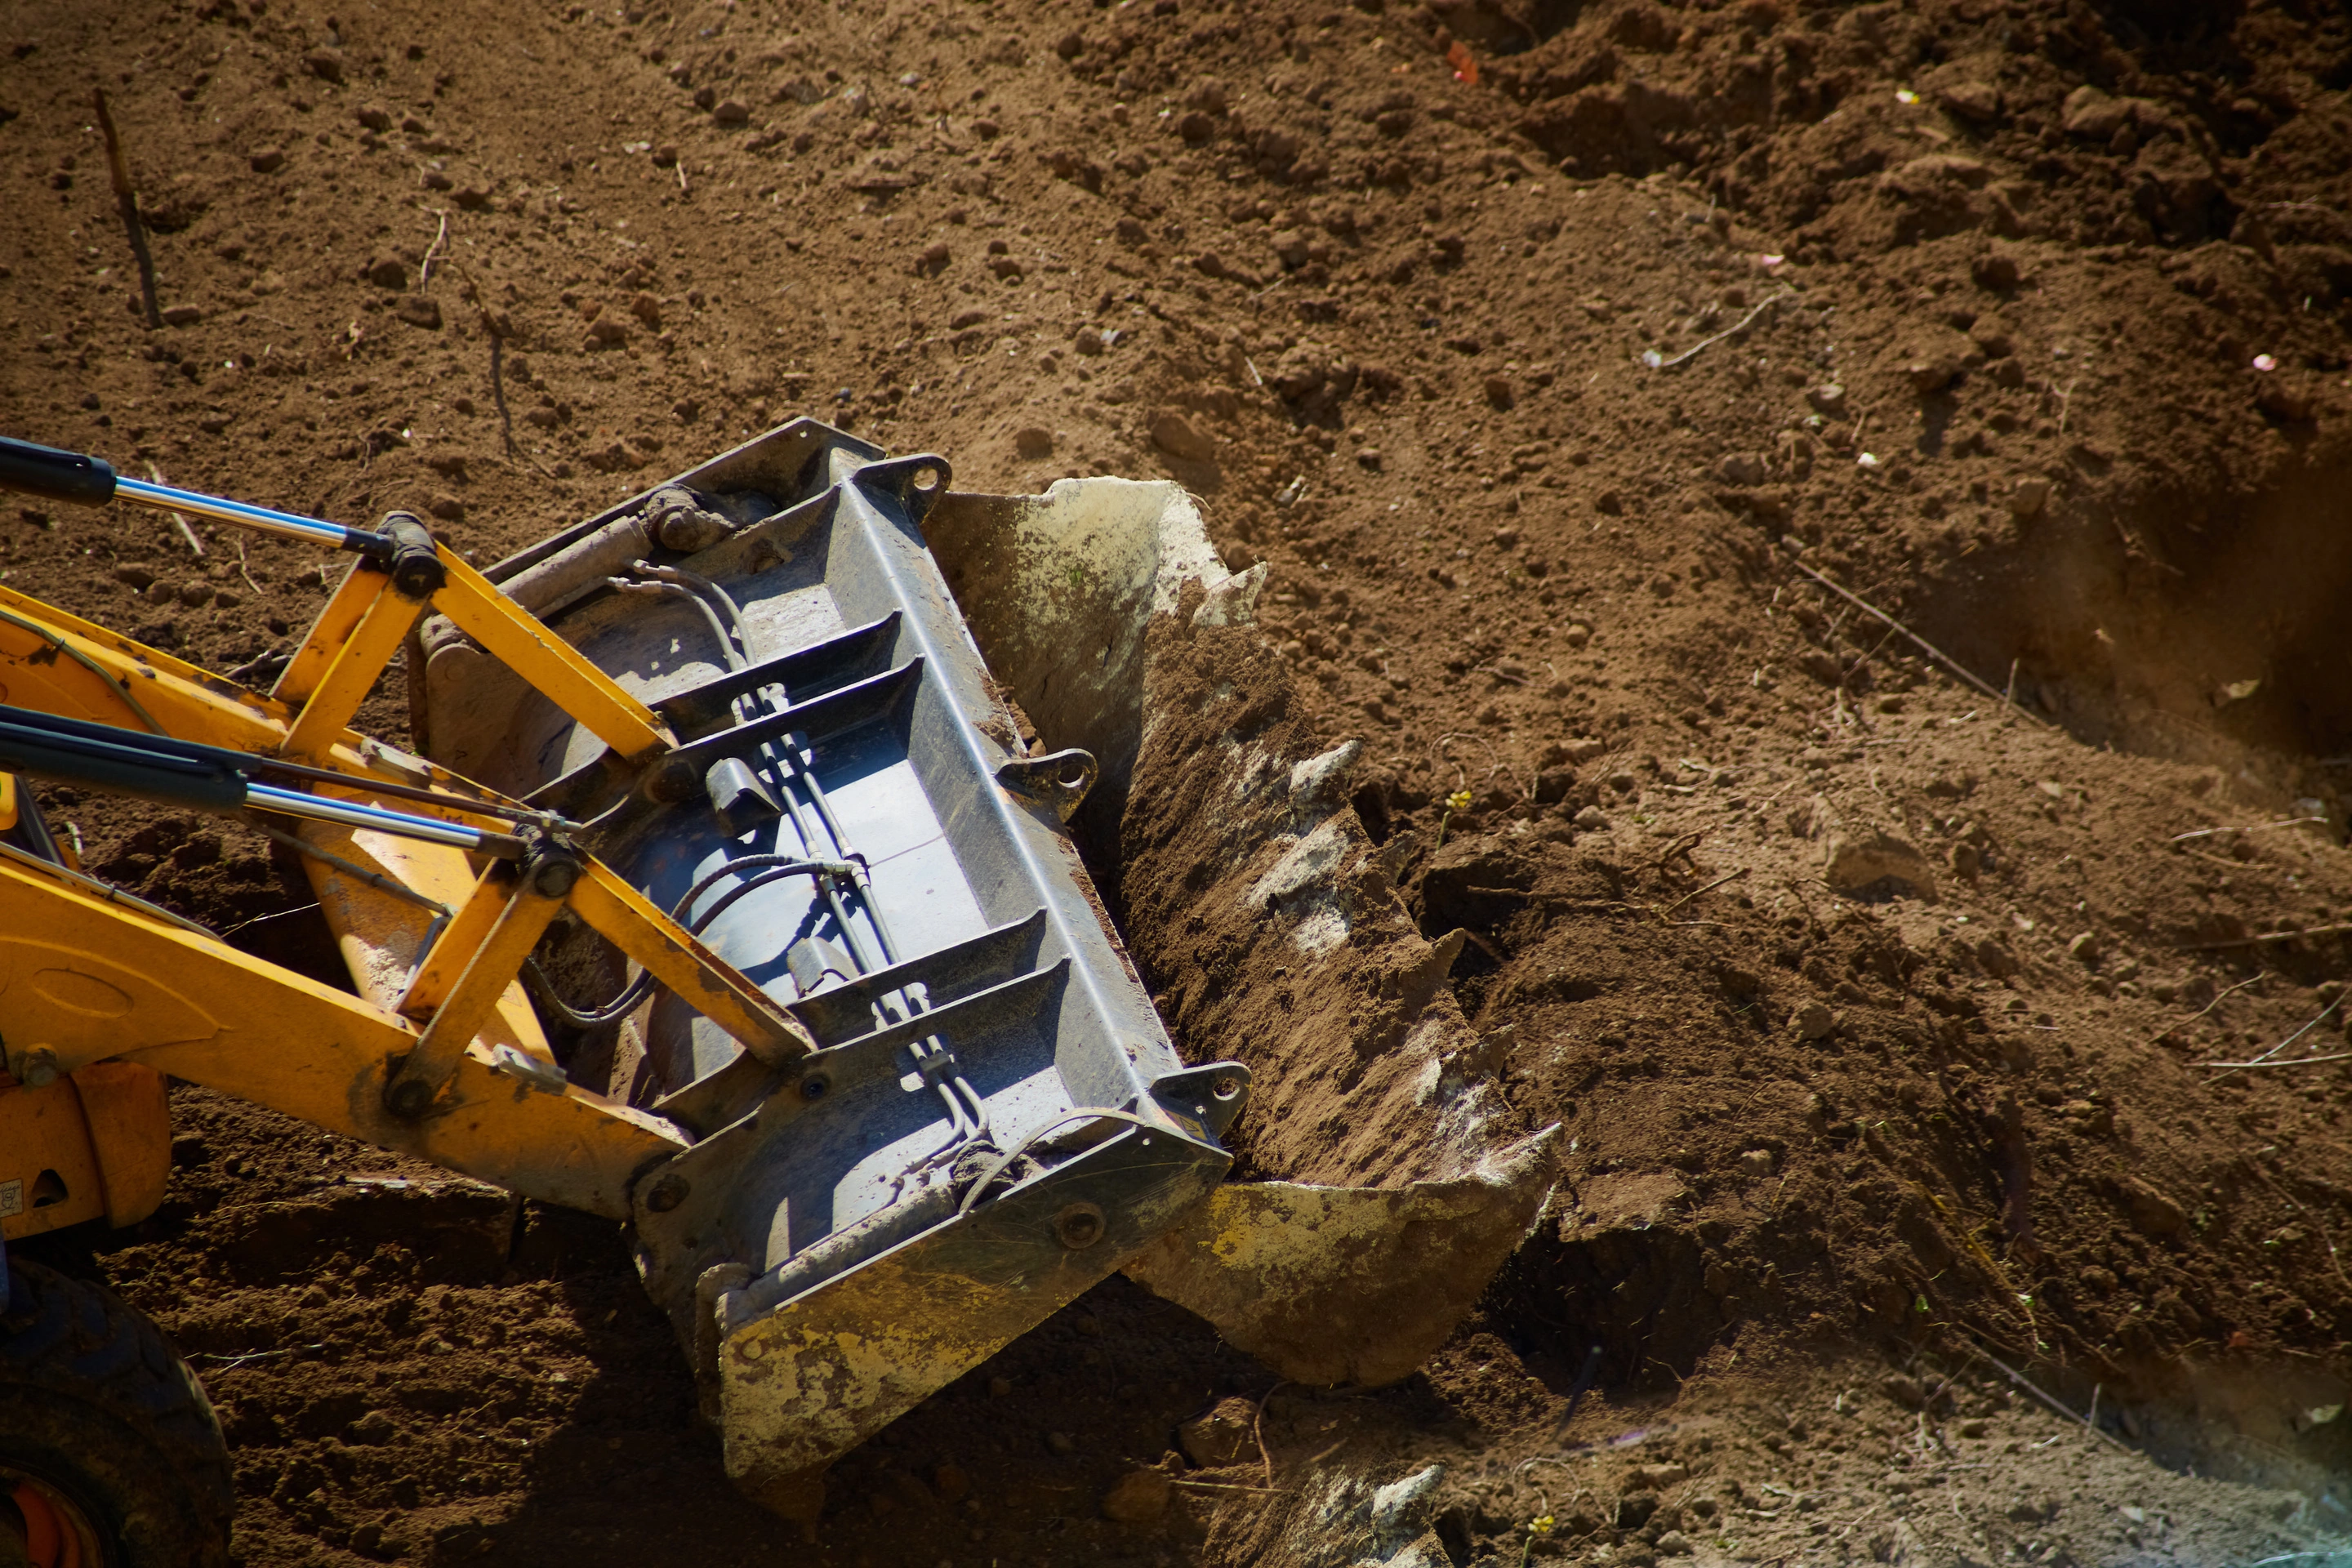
[1178,1396,1263,1468]
[1102,1468,1172,1522]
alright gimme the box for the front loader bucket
[0,420,1556,1525]
[414,422,1247,1517]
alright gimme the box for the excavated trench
[938,463,2352,1557]
[1921,453,2352,779]
[1605,452,2352,1520]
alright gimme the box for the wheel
[0,1258,231,1568]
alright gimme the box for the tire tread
[1,1258,233,1563]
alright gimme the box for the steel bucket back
[416,421,1245,1514]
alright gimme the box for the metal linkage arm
[0,853,686,1218]
[566,858,814,1067]
[114,474,385,555]
[0,703,525,855]
[380,844,817,1118]
[243,784,513,853]
[0,439,789,1121]
[432,551,673,764]
[0,697,812,1117]
[0,435,674,767]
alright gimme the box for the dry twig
[2230,1150,2352,1298]
[1962,1337,2130,1453]
[2177,923,2352,952]
[1252,1380,1287,1490]
[92,88,162,330]
[1660,866,1749,917]
[1645,292,1795,371]
[194,1343,323,1367]
[443,259,553,476]
[1648,831,1707,875]
[1783,546,2041,724]
[2145,973,2265,1048]
[2197,1050,2352,1071]
[2171,815,2327,844]
[418,207,451,285]
[141,464,205,555]
[2204,991,2346,1079]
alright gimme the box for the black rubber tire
[0,1258,232,1568]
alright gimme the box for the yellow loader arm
[0,435,817,1237]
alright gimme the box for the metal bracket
[995,747,1098,823]
[908,1039,963,1087]
[1148,1060,1251,1140]
[850,453,954,530]
[370,510,448,599]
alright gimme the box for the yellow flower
[1446,789,1473,812]
[1530,1514,1556,1536]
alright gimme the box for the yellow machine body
[0,550,791,1241]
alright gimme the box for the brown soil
[7,0,2352,1561]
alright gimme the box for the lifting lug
[995,747,1098,822]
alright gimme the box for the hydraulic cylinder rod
[0,704,523,856]
[0,434,391,555]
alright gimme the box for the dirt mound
[7,0,2352,1559]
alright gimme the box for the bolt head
[530,854,581,898]
[385,1077,433,1120]
[1053,1201,1105,1250]
[646,1173,691,1214]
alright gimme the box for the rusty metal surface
[1120,1128,1561,1388]
[711,1120,1228,1521]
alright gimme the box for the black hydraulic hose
[524,958,652,1031]
[676,858,853,934]
[528,857,851,1029]
[670,853,854,925]
[610,577,742,670]
[635,563,755,663]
